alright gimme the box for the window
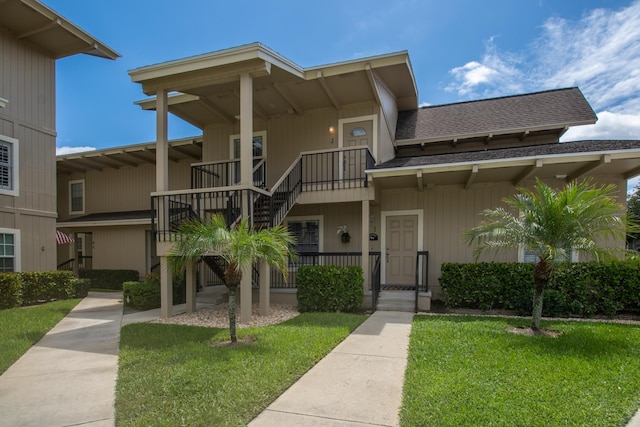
[520,247,577,263]
[350,127,367,137]
[229,131,266,185]
[0,229,19,272]
[0,135,18,196]
[286,217,322,253]
[69,180,85,214]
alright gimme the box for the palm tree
[169,214,296,342]
[464,179,634,332]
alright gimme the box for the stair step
[376,291,415,312]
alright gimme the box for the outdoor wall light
[328,125,336,144]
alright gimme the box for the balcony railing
[191,159,266,189]
[154,146,374,241]
[301,146,374,191]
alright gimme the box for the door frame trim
[338,114,378,163]
[380,209,423,286]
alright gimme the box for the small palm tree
[465,179,634,332]
[169,214,296,342]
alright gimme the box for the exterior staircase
[376,290,415,312]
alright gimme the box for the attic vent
[350,127,367,137]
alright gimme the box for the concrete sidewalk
[0,292,123,427]
[249,310,414,427]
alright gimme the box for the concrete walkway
[249,310,414,427]
[0,292,123,427]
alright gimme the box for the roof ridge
[417,87,581,111]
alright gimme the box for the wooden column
[186,260,196,313]
[239,73,253,323]
[361,200,370,294]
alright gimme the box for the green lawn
[401,315,640,427]
[0,299,81,374]
[115,312,366,426]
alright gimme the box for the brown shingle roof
[374,140,640,169]
[395,88,597,141]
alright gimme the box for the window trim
[0,134,19,197]
[0,227,20,272]
[69,179,85,215]
[284,215,324,253]
[519,246,578,263]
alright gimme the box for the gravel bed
[152,303,300,328]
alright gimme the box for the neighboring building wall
[57,159,192,220]
[0,28,57,271]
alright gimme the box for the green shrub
[0,273,22,309]
[20,271,75,305]
[142,272,186,305]
[123,277,161,311]
[440,261,640,317]
[80,270,139,290]
[297,265,363,312]
[73,278,91,298]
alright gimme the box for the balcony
[152,146,374,241]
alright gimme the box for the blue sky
[51,0,640,162]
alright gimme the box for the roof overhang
[56,136,203,174]
[129,43,418,127]
[368,145,640,190]
[0,0,119,60]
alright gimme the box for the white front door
[385,214,418,287]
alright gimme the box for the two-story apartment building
[0,0,118,272]
[57,43,640,321]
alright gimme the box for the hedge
[80,269,139,290]
[0,271,83,309]
[440,261,640,317]
[122,273,185,311]
[297,265,363,313]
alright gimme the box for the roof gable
[396,88,597,143]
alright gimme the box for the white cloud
[446,1,640,119]
[418,101,431,108]
[561,111,640,141]
[56,146,97,155]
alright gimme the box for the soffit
[130,44,417,127]
[56,136,202,174]
[369,140,640,190]
[0,0,119,59]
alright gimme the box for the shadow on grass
[415,314,638,358]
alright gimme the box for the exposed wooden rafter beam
[230,90,268,120]
[567,154,611,181]
[272,82,305,115]
[624,165,640,180]
[316,70,341,109]
[126,149,156,165]
[416,170,423,191]
[199,98,234,124]
[18,19,59,39]
[465,165,479,189]
[170,145,201,160]
[56,161,90,174]
[514,159,544,186]
[519,130,530,141]
[107,153,138,168]
[484,133,493,145]
[365,64,382,106]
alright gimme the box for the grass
[0,299,81,374]
[115,312,366,426]
[401,315,640,427]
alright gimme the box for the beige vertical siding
[92,226,148,277]
[0,29,57,271]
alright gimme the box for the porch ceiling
[368,140,640,190]
[0,0,119,59]
[130,43,417,128]
[56,136,202,174]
